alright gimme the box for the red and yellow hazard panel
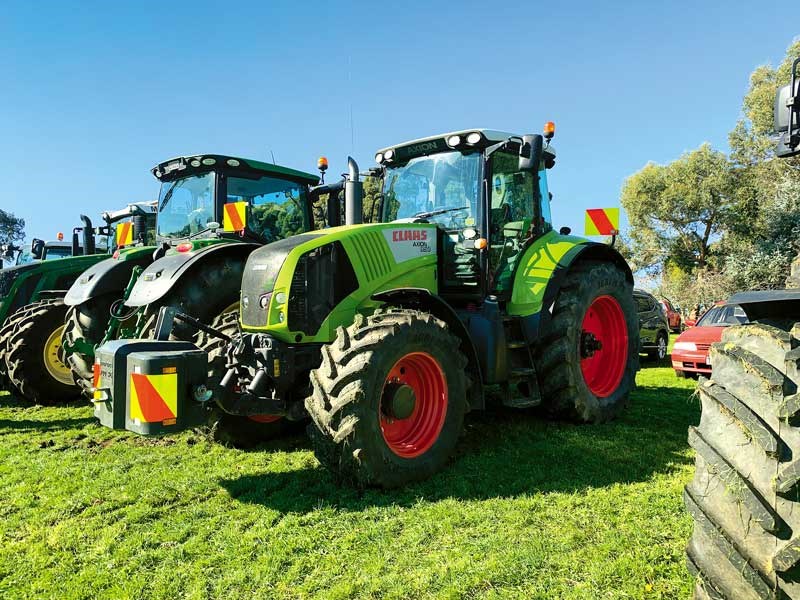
[130,372,178,423]
[116,221,134,246]
[585,208,620,236]
[223,202,247,232]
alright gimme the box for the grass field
[0,349,698,599]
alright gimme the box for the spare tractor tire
[534,260,639,423]
[685,322,800,599]
[5,299,80,404]
[306,308,468,488]
[197,310,286,448]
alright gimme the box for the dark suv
[634,289,670,361]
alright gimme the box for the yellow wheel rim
[222,302,239,314]
[43,325,73,386]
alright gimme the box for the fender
[372,287,484,411]
[510,236,632,341]
[64,248,155,306]
[126,242,260,307]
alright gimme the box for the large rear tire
[534,260,639,423]
[198,311,286,448]
[306,309,468,488]
[685,323,800,599]
[5,299,79,404]
[0,304,37,395]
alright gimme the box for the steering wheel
[187,207,212,232]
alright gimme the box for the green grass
[0,354,698,599]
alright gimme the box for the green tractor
[90,130,639,487]
[684,58,800,599]
[0,204,154,401]
[61,155,328,434]
[92,126,639,487]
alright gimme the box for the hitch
[153,306,234,343]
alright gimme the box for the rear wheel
[648,331,668,361]
[5,299,79,404]
[0,304,37,395]
[534,261,639,423]
[198,311,286,448]
[685,323,800,599]
[306,309,468,488]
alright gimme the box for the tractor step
[510,367,536,378]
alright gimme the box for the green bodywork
[0,254,108,325]
[242,224,591,344]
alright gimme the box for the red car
[671,302,747,378]
[660,298,683,333]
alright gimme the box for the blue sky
[1,1,797,243]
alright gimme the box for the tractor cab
[152,154,319,249]
[775,56,800,158]
[375,128,555,302]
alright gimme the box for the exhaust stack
[344,156,363,225]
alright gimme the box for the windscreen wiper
[413,205,469,219]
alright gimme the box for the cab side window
[489,151,535,292]
[226,175,310,242]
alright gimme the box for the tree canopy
[621,39,800,309]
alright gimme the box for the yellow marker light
[162,366,177,374]
[544,121,556,140]
[57,232,64,241]
[317,156,329,171]
[475,238,488,250]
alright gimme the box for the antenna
[270,149,276,165]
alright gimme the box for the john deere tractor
[0,204,155,401]
[92,125,639,486]
[62,155,341,443]
[684,58,800,599]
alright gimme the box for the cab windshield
[382,151,481,230]
[43,246,71,260]
[157,172,216,239]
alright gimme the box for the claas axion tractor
[0,204,155,401]
[93,125,640,487]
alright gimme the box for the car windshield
[382,151,481,230]
[157,172,216,239]
[697,304,748,327]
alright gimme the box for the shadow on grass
[220,381,698,514]
[0,393,95,432]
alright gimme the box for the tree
[620,144,736,272]
[0,209,25,265]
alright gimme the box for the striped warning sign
[585,208,620,236]
[130,372,178,423]
[223,202,247,232]
[116,221,133,246]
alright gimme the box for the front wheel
[306,309,468,488]
[648,332,668,361]
[534,261,639,423]
[5,299,79,404]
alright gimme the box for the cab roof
[152,154,319,184]
[376,129,556,164]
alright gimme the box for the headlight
[673,341,697,351]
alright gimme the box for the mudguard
[125,242,259,307]
[509,231,633,339]
[64,248,155,306]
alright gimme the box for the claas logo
[392,230,428,242]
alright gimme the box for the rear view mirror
[774,57,800,158]
[31,238,44,260]
[518,134,544,172]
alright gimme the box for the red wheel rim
[248,415,282,423]
[580,295,628,397]
[379,352,448,458]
